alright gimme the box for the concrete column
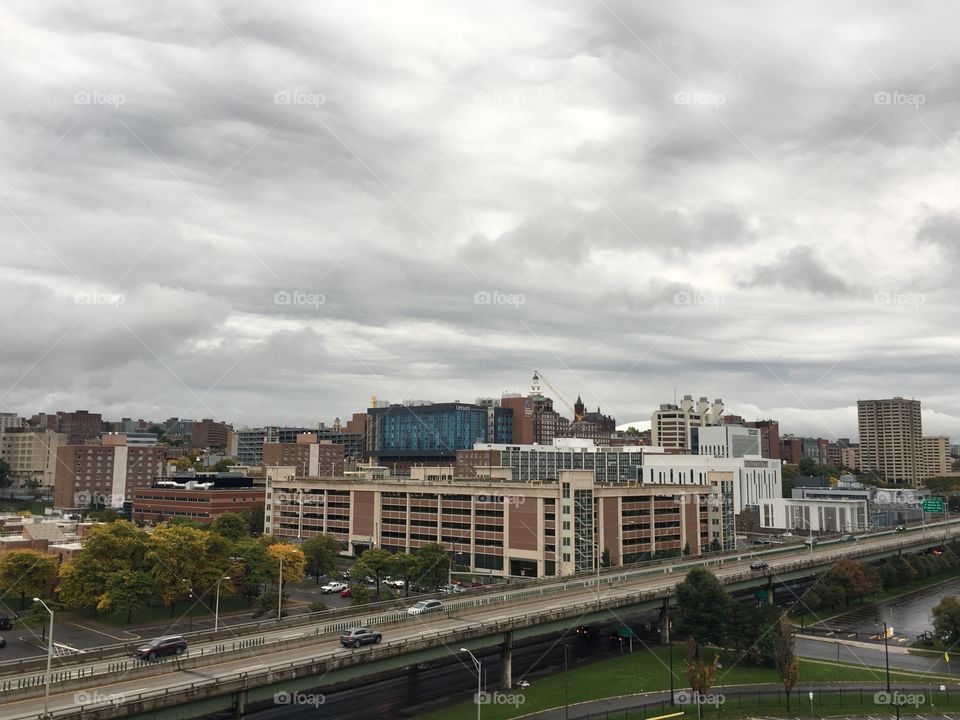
[766,575,775,605]
[500,631,513,689]
[233,690,246,719]
[660,599,670,644]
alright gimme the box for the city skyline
[2,3,959,443]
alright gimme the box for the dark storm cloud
[0,0,958,438]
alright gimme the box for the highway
[0,523,954,720]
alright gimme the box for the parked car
[0,636,6,649]
[339,627,382,648]
[439,584,464,594]
[749,561,769,571]
[321,581,348,594]
[470,580,485,588]
[839,534,855,542]
[408,599,443,616]
[135,635,187,660]
[340,587,352,598]
[803,537,818,546]
[0,615,12,631]
[895,525,907,532]
[384,579,405,589]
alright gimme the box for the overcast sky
[1,1,958,441]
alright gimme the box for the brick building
[262,434,345,476]
[53,435,166,510]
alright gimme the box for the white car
[320,581,348,594]
[385,579,406,589]
[407,599,443,616]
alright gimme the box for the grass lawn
[416,646,953,720]
[793,569,960,626]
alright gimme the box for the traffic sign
[923,498,945,513]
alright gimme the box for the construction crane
[532,370,584,421]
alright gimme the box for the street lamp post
[34,598,53,719]
[881,621,892,693]
[278,556,285,619]
[667,605,674,705]
[214,576,231,632]
[460,647,482,720]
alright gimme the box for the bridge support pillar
[500,631,513,689]
[659,599,670,644]
[766,576,774,605]
[233,690,246,719]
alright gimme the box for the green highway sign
[923,498,945,513]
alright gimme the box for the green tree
[675,568,732,654]
[933,596,960,645]
[57,521,150,611]
[727,603,780,666]
[601,547,612,568]
[353,547,393,598]
[0,458,11,488]
[682,543,692,556]
[88,508,120,523]
[98,570,155,623]
[0,550,58,610]
[389,552,420,595]
[797,457,818,476]
[349,585,374,606]
[414,542,451,591]
[774,615,800,711]
[302,534,342,583]
[247,506,265,537]
[737,506,757,534]
[709,538,721,552]
[209,512,250,543]
[232,538,274,602]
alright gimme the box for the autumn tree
[57,521,150,612]
[683,638,719,720]
[0,550,58,610]
[146,524,228,614]
[98,571,155,623]
[774,615,800,711]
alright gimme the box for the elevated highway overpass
[0,522,955,720]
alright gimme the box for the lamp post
[881,621,892,693]
[214,576,231,632]
[180,579,193,632]
[34,598,53,719]
[278,556,285,619]
[667,603,675,705]
[460,647,482,720]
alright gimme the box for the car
[895,525,907,532]
[0,636,6,649]
[575,624,598,640]
[803,537,818,546]
[134,635,187,660]
[340,587,352,598]
[339,627,382,648]
[439,584,465,594]
[749,561,769,571]
[0,614,12,631]
[470,580,485,588]
[385,579,405,589]
[321,581,348,594]
[780,531,794,538]
[839,534,855,542]
[408,599,443,616]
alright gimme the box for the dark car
[0,615,12,631]
[895,525,907,532]
[0,636,6,649]
[340,627,382,648]
[749,561,769,571]
[575,624,598,640]
[135,635,187,660]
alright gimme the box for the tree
[209,512,250,543]
[414,543,451,591]
[675,568,732,654]
[57,521,150,611]
[933,596,960,645]
[827,559,878,604]
[0,458,11,489]
[682,543,692,556]
[709,538,721,552]
[98,571,155,623]
[349,585,374,606]
[601,547,612,568]
[0,550,58,610]
[353,547,393,597]
[798,457,818,477]
[774,615,800,711]
[232,539,274,602]
[624,426,641,436]
[683,638,719,720]
[146,524,222,613]
[266,543,306,584]
[209,458,236,472]
[389,552,420,596]
[302,534,341,583]
[727,603,781,666]
[247,506,265,537]
[737,506,757,534]
[88,508,120,523]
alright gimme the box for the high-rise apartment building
[54,435,166,509]
[857,397,923,486]
[0,427,66,492]
[56,410,103,444]
[922,436,951,479]
[651,395,724,451]
[0,413,23,432]
[262,434,345,476]
[191,419,233,449]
